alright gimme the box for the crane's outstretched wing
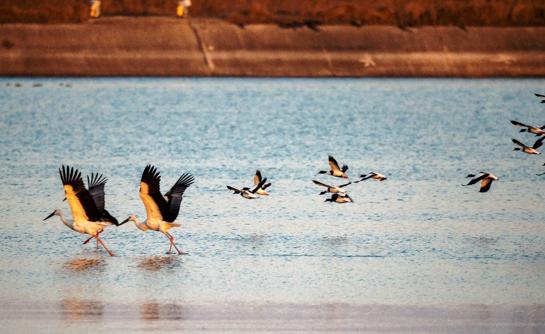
[165,172,194,222]
[87,173,107,212]
[139,165,169,221]
[86,172,119,225]
[59,165,100,221]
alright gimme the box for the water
[0,78,544,312]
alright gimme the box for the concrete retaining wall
[1,17,544,77]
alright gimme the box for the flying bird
[325,193,353,203]
[121,165,194,255]
[535,93,545,103]
[43,165,116,256]
[227,177,267,199]
[318,155,348,178]
[510,120,545,136]
[253,170,272,196]
[512,137,544,155]
[312,179,351,195]
[358,171,387,181]
[462,172,498,193]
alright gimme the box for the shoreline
[1,17,544,77]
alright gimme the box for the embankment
[1,17,544,77]
[2,0,544,26]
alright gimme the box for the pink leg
[165,233,183,255]
[95,235,114,257]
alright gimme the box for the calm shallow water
[0,78,544,310]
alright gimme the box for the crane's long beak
[120,217,130,225]
[43,211,55,221]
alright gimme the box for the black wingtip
[141,164,161,184]
[59,165,83,187]
[87,172,107,188]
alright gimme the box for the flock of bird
[45,165,194,256]
[460,94,545,192]
[43,157,388,256]
[44,94,544,256]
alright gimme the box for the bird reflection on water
[63,257,106,272]
[138,255,181,272]
[140,302,183,321]
[60,298,104,321]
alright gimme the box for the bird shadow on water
[63,257,106,273]
[137,255,182,272]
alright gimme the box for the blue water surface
[0,78,544,305]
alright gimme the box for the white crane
[121,165,194,255]
[43,165,116,256]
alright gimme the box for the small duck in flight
[462,172,498,193]
[253,170,272,196]
[227,178,267,199]
[325,193,353,203]
[312,179,351,195]
[358,171,387,181]
[510,120,545,136]
[512,137,544,155]
[318,155,348,178]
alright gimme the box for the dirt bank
[1,17,544,77]
[1,0,544,26]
